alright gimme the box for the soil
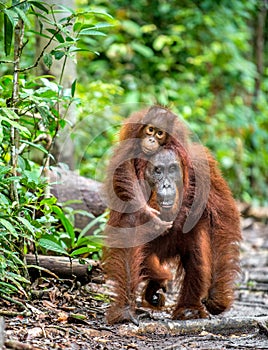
[1,219,268,350]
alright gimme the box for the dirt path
[1,220,268,349]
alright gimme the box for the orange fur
[103,106,242,324]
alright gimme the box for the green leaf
[79,29,106,36]
[20,140,49,154]
[40,197,57,207]
[70,246,91,257]
[29,1,49,14]
[52,51,65,60]
[71,79,76,97]
[122,20,141,38]
[55,41,76,49]
[0,124,3,144]
[58,119,66,128]
[0,282,18,293]
[7,271,30,284]
[4,11,14,56]
[43,52,53,69]
[0,218,18,237]
[57,4,75,15]
[0,193,9,206]
[68,47,95,54]
[0,107,18,119]
[17,216,36,235]
[22,170,40,186]
[131,42,154,58]
[0,110,31,137]
[36,105,53,120]
[39,238,69,255]
[46,28,64,43]
[80,23,113,31]
[78,212,107,240]
[73,22,82,32]
[82,10,113,20]
[52,205,75,243]
[69,313,87,320]
[13,7,31,27]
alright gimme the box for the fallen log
[26,254,100,284]
[49,167,107,233]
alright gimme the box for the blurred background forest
[0,0,267,297]
[75,0,268,206]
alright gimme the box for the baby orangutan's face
[140,125,167,155]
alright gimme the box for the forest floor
[1,218,268,350]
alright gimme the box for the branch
[19,28,61,73]
[19,18,73,73]
[0,60,14,64]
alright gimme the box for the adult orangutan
[103,107,241,325]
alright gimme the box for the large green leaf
[39,238,68,256]
[28,1,49,14]
[16,216,36,235]
[20,140,49,154]
[52,205,75,244]
[0,218,18,237]
[70,246,92,257]
[0,111,31,137]
[77,212,106,242]
[13,7,31,27]
[3,9,15,56]
[79,29,106,36]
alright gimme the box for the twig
[0,60,14,64]
[19,28,61,73]
[27,264,59,279]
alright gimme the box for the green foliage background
[76,0,268,205]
